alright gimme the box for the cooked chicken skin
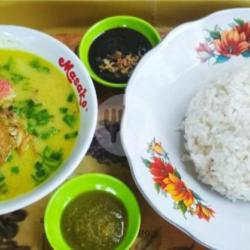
[0,80,31,165]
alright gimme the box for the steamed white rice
[184,70,250,201]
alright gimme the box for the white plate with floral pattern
[121,8,250,250]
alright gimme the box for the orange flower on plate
[150,141,165,155]
[213,29,249,56]
[150,157,173,188]
[235,22,250,42]
[143,139,215,221]
[163,173,194,207]
[195,203,215,221]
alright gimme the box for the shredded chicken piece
[0,80,32,165]
[0,107,31,165]
[0,121,12,164]
[18,134,32,154]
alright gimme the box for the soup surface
[0,49,79,201]
[61,190,127,250]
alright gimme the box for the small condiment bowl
[44,173,141,250]
[79,15,161,88]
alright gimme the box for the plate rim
[121,7,250,250]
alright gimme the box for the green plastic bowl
[44,173,141,250]
[79,15,161,88]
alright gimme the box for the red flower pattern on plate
[196,18,250,63]
[142,139,215,221]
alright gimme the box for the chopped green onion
[67,93,74,102]
[2,58,14,71]
[35,161,43,170]
[11,72,26,83]
[59,107,68,114]
[64,131,78,139]
[32,146,64,184]
[29,60,50,73]
[11,166,20,174]
[40,127,58,140]
[0,174,5,182]
[6,154,13,162]
[14,99,54,138]
[63,114,75,127]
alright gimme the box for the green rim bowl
[44,173,141,250]
[79,15,161,88]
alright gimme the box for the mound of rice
[184,70,250,201]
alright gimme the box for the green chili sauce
[61,190,127,250]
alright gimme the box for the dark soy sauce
[88,27,152,83]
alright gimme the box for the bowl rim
[44,173,141,250]
[0,25,98,214]
[120,7,250,250]
[78,15,161,88]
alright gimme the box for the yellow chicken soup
[0,50,80,201]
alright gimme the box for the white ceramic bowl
[121,8,250,250]
[0,26,97,214]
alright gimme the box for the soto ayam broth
[0,50,80,201]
